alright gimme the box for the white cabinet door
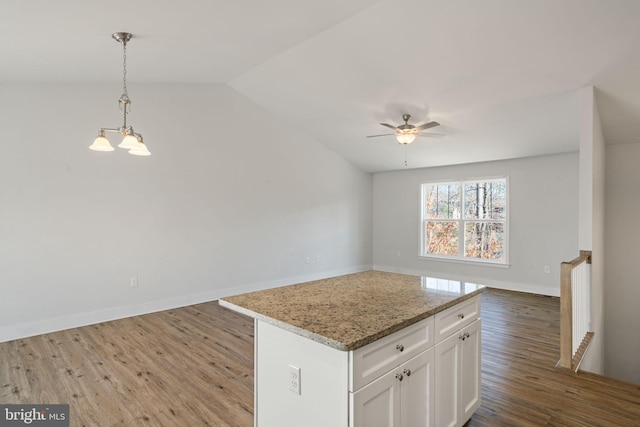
[351,369,400,427]
[460,319,481,422]
[400,348,435,427]
[434,332,460,427]
[351,348,435,427]
[435,319,481,427]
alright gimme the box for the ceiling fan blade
[414,121,440,131]
[366,133,395,138]
[416,132,445,138]
[380,123,399,131]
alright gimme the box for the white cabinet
[400,348,435,427]
[459,319,481,422]
[252,296,481,427]
[350,317,434,391]
[350,348,434,427]
[434,316,481,427]
[350,363,399,427]
[434,296,480,344]
[255,321,350,427]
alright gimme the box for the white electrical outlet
[130,276,139,287]
[288,364,301,395]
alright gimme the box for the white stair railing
[559,251,592,371]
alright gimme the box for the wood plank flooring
[0,304,254,426]
[469,289,640,427]
[2,288,640,426]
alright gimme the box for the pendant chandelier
[89,32,150,156]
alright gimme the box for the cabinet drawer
[349,317,434,392]
[434,296,480,344]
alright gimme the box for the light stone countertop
[219,270,485,351]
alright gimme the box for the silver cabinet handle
[395,373,404,381]
[396,344,404,352]
[458,313,465,319]
[403,368,411,377]
[459,332,470,341]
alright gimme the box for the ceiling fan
[366,114,443,144]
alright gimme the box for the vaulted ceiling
[3,0,640,172]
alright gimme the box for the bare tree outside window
[422,178,507,264]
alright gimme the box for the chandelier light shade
[118,134,139,150]
[89,32,150,156]
[90,130,115,151]
[128,136,151,156]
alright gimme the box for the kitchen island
[219,270,485,427]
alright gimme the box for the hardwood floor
[0,304,254,426]
[470,289,640,427]
[2,288,640,426]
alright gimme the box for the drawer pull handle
[403,368,411,377]
[458,313,465,319]
[396,344,404,352]
[459,332,471,341]
[395,373,404,381]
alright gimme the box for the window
[420,178,508,265]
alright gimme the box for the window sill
[418,255,511,269]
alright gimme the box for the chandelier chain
[122,42,128,97]
[119,39,131,115]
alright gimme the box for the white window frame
[419,176,509,267]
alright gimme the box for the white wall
[373,153,579,296]
[604,143,640,384]
[0,83,373,342]
[578,86,605,375]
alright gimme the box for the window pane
[424,184,461,219]
[464,181,506,220]
[464,222,504,260]
[426,221,458,255]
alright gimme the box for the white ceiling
[3,0,640,172]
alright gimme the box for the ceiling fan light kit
[89,32,151,156]
[366,113,441,145]
[396,131,416,145]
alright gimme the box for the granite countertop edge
[219,299,348,350]
[219,287,484,352]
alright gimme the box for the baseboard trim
[0,265,372,343]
